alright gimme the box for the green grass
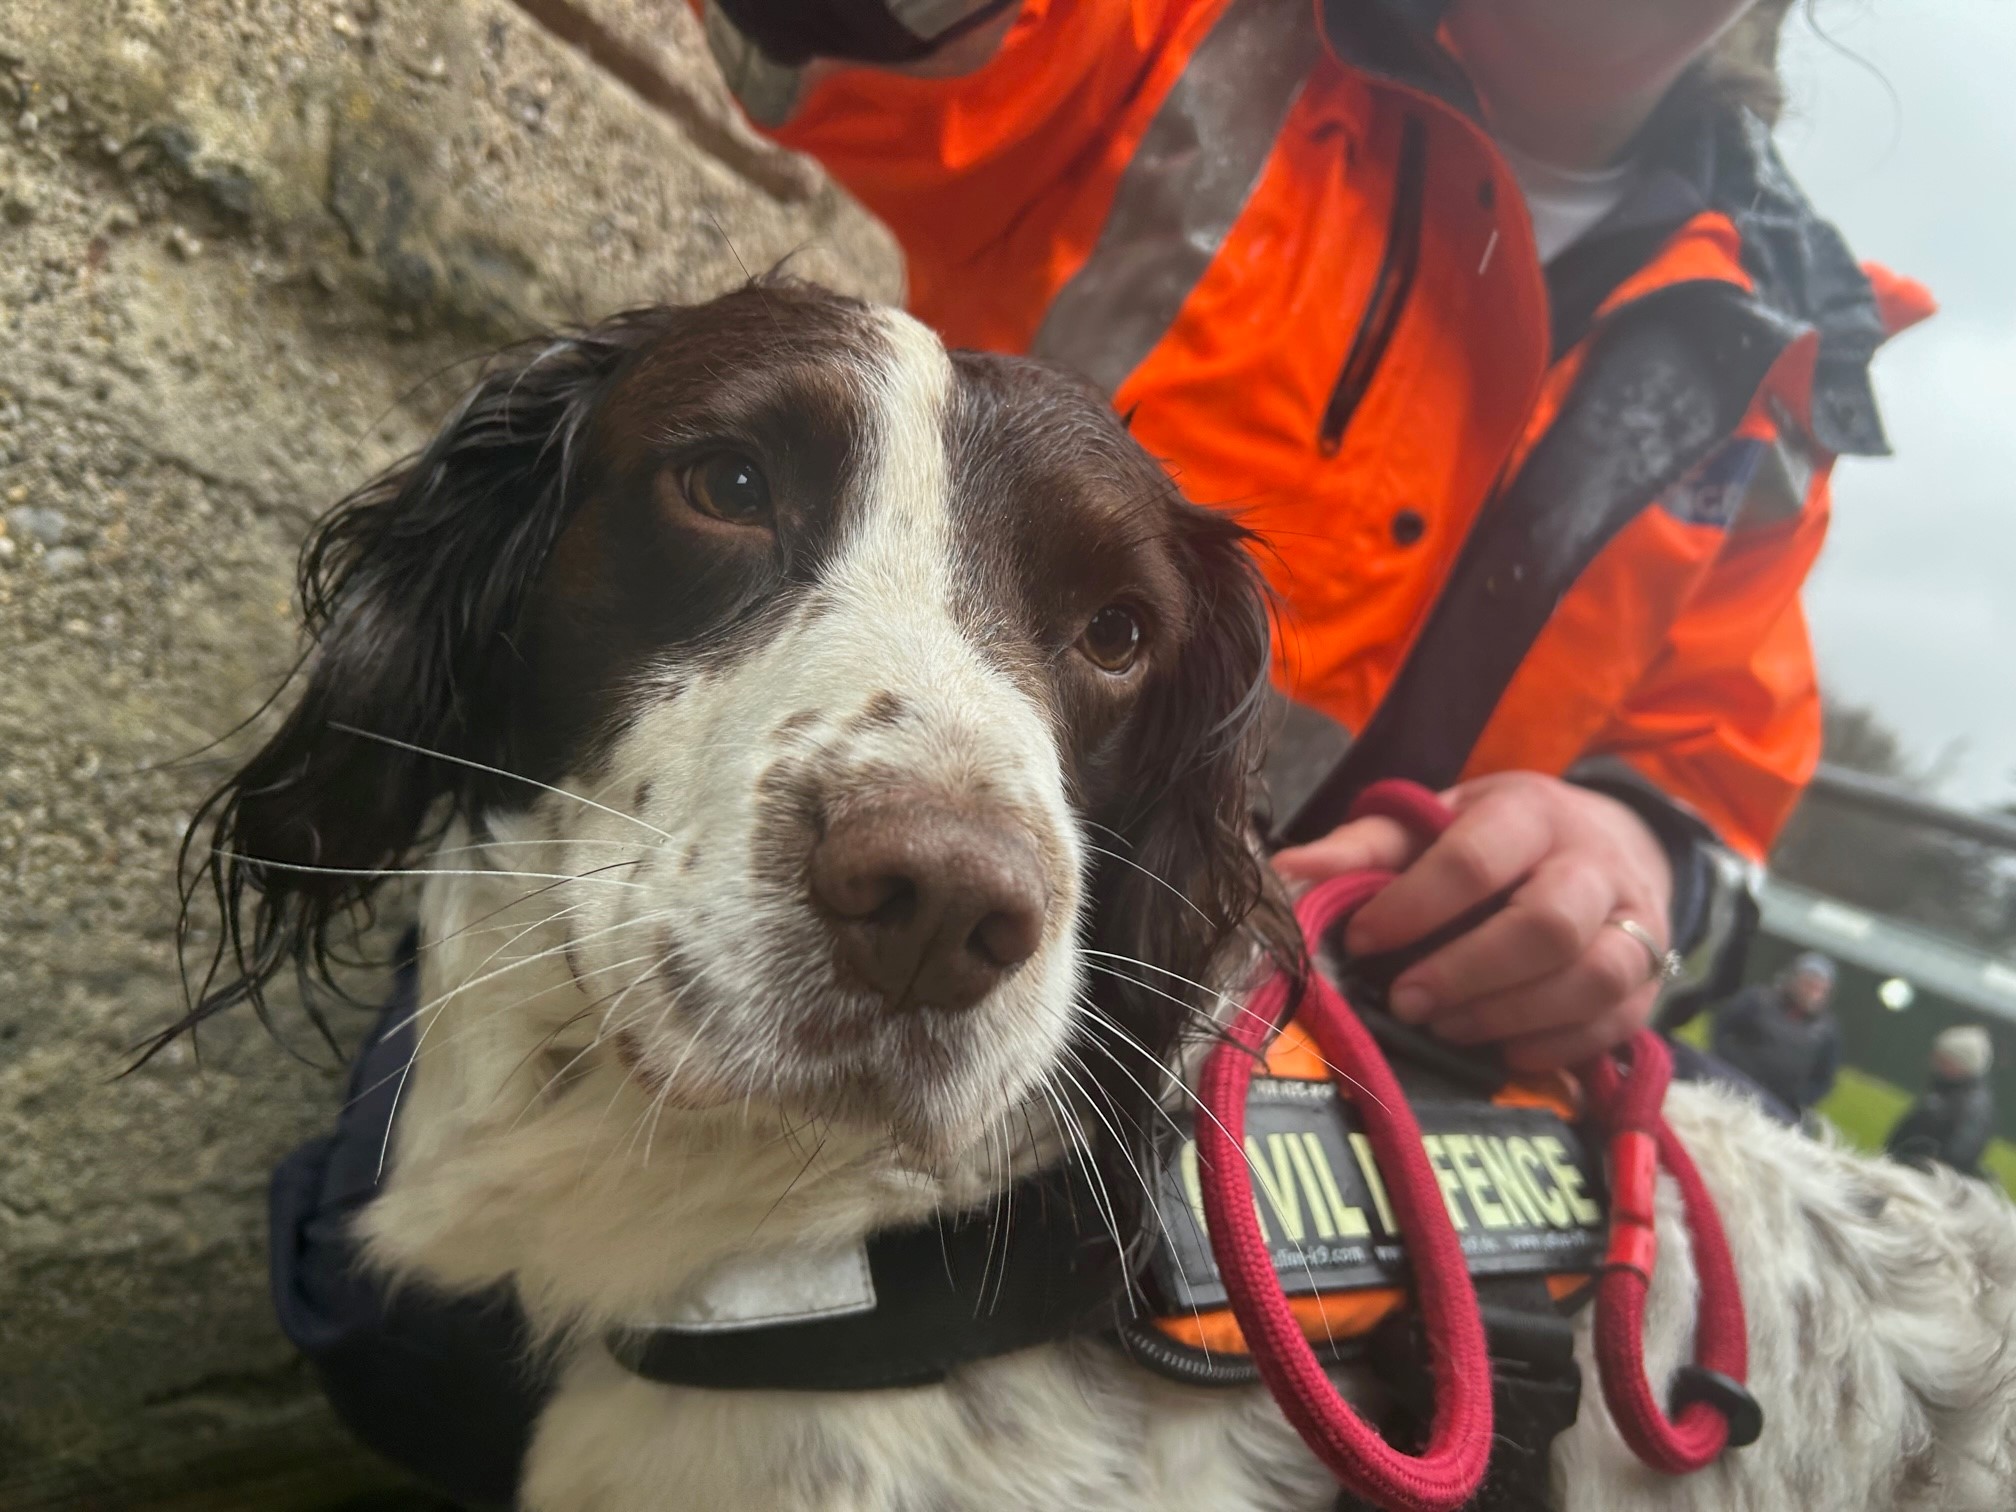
[1817,1068,2016,1198]
[1672,1017,2016,1197]
[1815,1066,1909,1149]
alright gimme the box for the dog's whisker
[1082,958,1390,1116]
[409,862,642,954]
[497,951,671,1116]
[1051,1041,1183,1276]
[1036,1059,1143,1318]
[973,1117,1013,1318]
[344,902,589,1113]
[357,909,683,1116]
[210,851,650,889]
[423,836,652,861]
[1078,840,1213,926]
[1060,1008,1220,1354]
[1067,1025,1334,1311]
[328,722,681,845]
[747,1119,835,1244]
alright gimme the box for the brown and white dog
[189,284,2016,1511]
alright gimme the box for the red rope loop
[1584,1035,1752,1472]
[1194,779,1752,1510]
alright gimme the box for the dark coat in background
[1888,1075,1998,1179]
[1710,984,1842,1114]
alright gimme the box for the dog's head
[183,284,1290,1165]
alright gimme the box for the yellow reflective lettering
[1476,1135,1545,1228]
[1298,1131,1370,1237]
[1445,1134,1510,1229]
[1281,1131,1339,1240]
[1509,1136,1572,1227]
[1536,1136,1602,1226]
[1246,1134,1306,1244]
[1348,1132,1398,1235]
[1420,1134,1470,1231]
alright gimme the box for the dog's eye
[683,452,772,525]
[1078,604,1144,673]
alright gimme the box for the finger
[1272,814,1422,883]
[1500,991,1656,1073]
[1428,922,1655,1043]
[1381,859,1613,1022]
[1437,772,1522,814]
[1426,970,1612,1045]
[1344,793,1554,955]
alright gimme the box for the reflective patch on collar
[635,1241,877,1334]
[1658,437,1767,528]
[1150,1079,1608,1313]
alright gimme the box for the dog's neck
[356,818,1078,1339]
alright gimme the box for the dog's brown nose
[809,799,1049,1012]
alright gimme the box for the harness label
[635,1240,878,1334]
[1150,1079,1608,1311]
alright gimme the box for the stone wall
[0,3,899,1504]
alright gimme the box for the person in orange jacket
[702,0,1932,1069]
[268,7,1931,1504]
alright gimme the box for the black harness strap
[1347,1273,1582,1512]
[1280,285,1796,847]
[606,1162,1127,1392]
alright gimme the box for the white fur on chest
[368,993,2016,1512]
[525,1344,1336,1512]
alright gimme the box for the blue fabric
[268,938,547,1509]
[1664,1034,1797,1126]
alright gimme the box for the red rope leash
[1583,1037,1755,1472]
[1194,780,1754,1511]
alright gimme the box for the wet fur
[182,286,2016,1510]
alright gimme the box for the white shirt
[1497,138,1640,264]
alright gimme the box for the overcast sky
[1775,1,2016,805]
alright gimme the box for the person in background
[1888,1025,1999,1180]
[1709,950,1842,1118]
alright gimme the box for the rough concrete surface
[0,2,899,1504]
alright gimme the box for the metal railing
[1805,763,2016,853]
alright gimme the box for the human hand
[1272,771,1674,1071]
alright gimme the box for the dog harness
[1180,781,1759,1510]
[607,782,1760,1510]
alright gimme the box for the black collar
[606,1161,1130,1392]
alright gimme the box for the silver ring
[1609,917,1683,985]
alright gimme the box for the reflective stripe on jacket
[708,0,1933,858]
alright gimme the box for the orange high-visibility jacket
[704,0,1931,862]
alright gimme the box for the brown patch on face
[937,351,1205,817]
[750,750,836,896]
[613,1027,668,1098]
[633,779,653,811]
[848,691,909,733]
[505,285,886,786]
[775,709,819,739]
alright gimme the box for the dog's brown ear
[1081,500,1296,1116]
[162,310,678,1057]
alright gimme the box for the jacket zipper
[1319,114,1429,456]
